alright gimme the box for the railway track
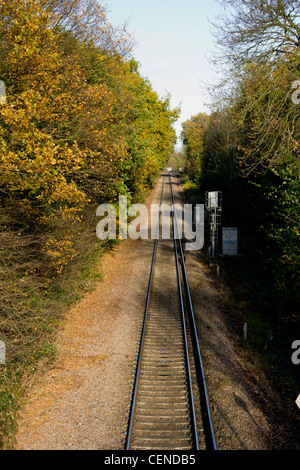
[124,174,217,451]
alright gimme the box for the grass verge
[0,208,118,449]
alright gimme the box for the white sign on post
[0,80,6,105]
[222,227,238,256]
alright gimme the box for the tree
[204,0,300,314]
[230,57,300,175]
[211,0,300,73]
[181,113,209,182]
[208,0,300,176]
[0,0,179,276]
[261,165,300,314]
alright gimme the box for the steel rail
[169,177,199,450]
[169,174,218,451]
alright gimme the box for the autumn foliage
[0,0,179,412]
[0,0,178,274]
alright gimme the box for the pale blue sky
[106,0,222,148]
